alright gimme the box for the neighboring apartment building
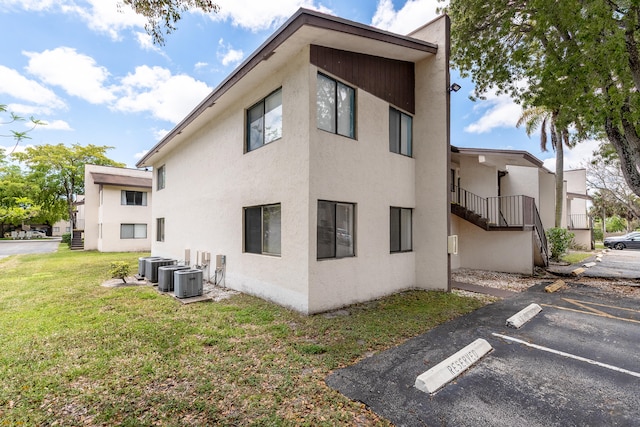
[84,165,152,252]
[562,168,592,249]
[450,146,555,275]
[136,9,451,314]
[450,147,593,274]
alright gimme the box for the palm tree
[517,107,574,227]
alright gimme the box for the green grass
[0,246,485,426]
[561,251,594,264]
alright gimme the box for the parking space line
[492,333,640,378]
[541,299,640,324]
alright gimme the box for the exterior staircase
[70,230,84,250]
[451,185,549,267]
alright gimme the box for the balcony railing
[452,186,549,262]
[567,214,591,230]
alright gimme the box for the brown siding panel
[310,45,415,114]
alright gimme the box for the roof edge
[137,8,438,168]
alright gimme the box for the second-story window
[121,190,147,206]
[247,88,283,152]
[157,165,165,190]
[317,73,355,138]
[389,107,412,157]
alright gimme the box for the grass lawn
[561,251,595,264]
[0,246,485,426]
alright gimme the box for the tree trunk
[551,117,564,228]
[605,117,640,198]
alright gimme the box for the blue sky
[0,0,599,170]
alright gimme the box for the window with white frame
[156,218,165,242]
[390,207,412,253]
[317,201,355,259]
[389,107,412,157]
[157,165,165,190]
[316,73,355,138]
[121,190,147,206]
[244,204,281,255]
[246,88,283,152]
[120,223,147,239]
[53,227,60,232]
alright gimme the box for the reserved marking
[492,333,640,378]
[415,338,492,394]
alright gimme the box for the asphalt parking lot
[548,248,640,279]
[327,281,640,426]
[0,238,61,258]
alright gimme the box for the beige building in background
[450,147,555,275]
[563,168,592,249]
[137,9,452,314]
[84,165,152,252]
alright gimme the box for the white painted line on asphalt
[506,303,542,328]
[492,333,640,378]
[415,338,492,394]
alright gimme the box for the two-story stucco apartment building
[84,164,153,252]
[137,9,452,314]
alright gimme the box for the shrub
[546,227,574,262]
[109,261,131,284]
[606,215,627,233]
[592,227,603,242]
[61,233,71,246]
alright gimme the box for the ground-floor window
[390,207,412,252]
[156,218,165,242]
[244,204,281,255]
[120,223,147,239]
[317,200,355,259]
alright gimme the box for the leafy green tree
[0,163,42,235]
[587,142,640,225]
[121,0,219,45]
[12,144,124,230]
[445,0,640,197]
[606,215,627,233]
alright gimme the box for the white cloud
[209,0,332,31]
[135,31,164,53]
[542,139,601,172]
[24,47,116,104]
[114,65,211,123]
[74,0,145,41]
[371,0,443,34]
[40,119,73,131]
[464,91,523,134]
[153,128,170,140]
[217,39,244,67]
[2,0,145,40]
[134,149,149,160]
[194,62,209,71]
[0,66,66,112]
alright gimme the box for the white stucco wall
[538,170,556,231]
[451,216,534,275]
[98,185,152,252]
[84,165,152,252]
[411,15,450,294]
[147,18,450,314]
[459,156,498,198]
[150,49,312,312]
[503,166,539,200]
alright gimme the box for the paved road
[548,248,640,280]
[327,282,640,426]
[0,238,61,258]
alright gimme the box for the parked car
[29,230,46,239]
[604,231,640,250]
